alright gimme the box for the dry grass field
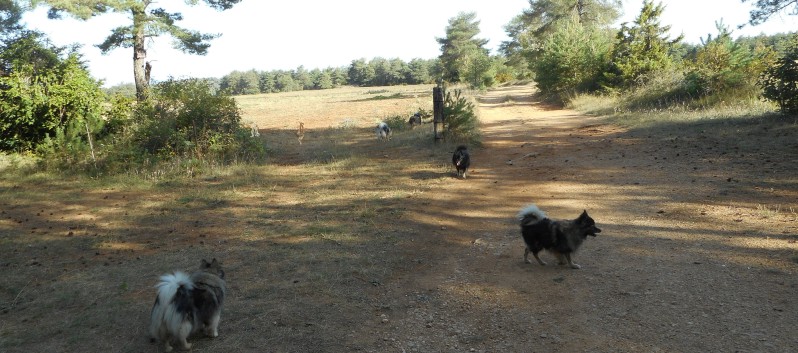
[1,83,797,352]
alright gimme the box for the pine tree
[742,0,798,26]
[29,0,242,101]
[500,0,621,74]
[603,0,682,89]
[436,12,489,85]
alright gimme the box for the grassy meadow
[0,84,471,352]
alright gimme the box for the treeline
[499,0,798,112]
[4,0,798,173]
[218,57,440,95]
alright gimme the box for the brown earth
[353,85,798,352]
[1,84,797,352]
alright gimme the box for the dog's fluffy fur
[376,122,392,140]
[452,145,471,179]
[518,204,601,269]
[408,113,422,128]
[150,259,227,352]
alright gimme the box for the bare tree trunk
[132,7,149,101]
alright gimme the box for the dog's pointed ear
[579,210,589,219]
[210,258,219,267]
[201,259,210,268]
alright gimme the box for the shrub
[443,88,480,143]
[759,35,798,114]
[683,22,775,103]
[0,53,104,152]
[133,78,263,161]
[533,16,613,101]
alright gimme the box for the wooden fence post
[433,86,444,142]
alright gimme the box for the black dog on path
[517,204,601,269]
[452,145,471,179]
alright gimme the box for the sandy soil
[350,85,798,352]
[2,84,796,353]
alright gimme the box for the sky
[19,0,797,87]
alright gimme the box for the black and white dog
[376,122,392,140]
[149,259,227,352]
[452,145,471,179]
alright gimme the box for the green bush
[443,88,480,143]
[0,53,104,152]
[134,78,264,161]
[533,16,613,101]
[383,115,408,131]
[759,35,798,114]
[682,23,774,103]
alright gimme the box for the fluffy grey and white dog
[518,204,601,269]
[149,259,226,352]
[376,121,392,140]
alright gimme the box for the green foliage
[684,22,775,100]
[134,78,263,161]
[31,0,242,100]
[103,82,136,98]
[0,0,24,37]
[533,16,613,100]
[348,58,375,87]
[383,115,408,131]
[603,0,682,89]
[34,109,104,171]
[742,0,798,26]
[437,12,490,86]
[759,34,798,114]
[443,88,480,142]
[501,0,621,78]
[0,43,104,152]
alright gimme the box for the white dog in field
[375,122,391,140]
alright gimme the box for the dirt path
[368,85,798,352]
[2,85,795,353]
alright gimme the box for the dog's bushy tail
[150,272,193,340]
[517,204,547,225]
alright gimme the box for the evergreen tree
[329,67,348,87]
[501,0,621,75]
[293,65,313,90]
[313,69,333,89]
[407,58,431,84]
[742,0,798,26]
[259,71,275,93]
[759,34,798,114]
[436,12,489,84]
[0,36,104,151]
[534,15,613,98]
[348,58,374,86]
[29,0,242,101]
[237,69,259,95]
[0,0,24,42]
[687,21,766,97]
[274,70,298,92]
[369,57,389,86]
[603,0,682,89]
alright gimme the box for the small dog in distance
[452,145,471,179]
[376,122,392,140]
[296,122,305,145]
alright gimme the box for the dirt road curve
[366,85,798,352]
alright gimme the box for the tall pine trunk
[132,7,148,101]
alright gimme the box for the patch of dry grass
[0,84,465,352]
[236,84,437,131]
